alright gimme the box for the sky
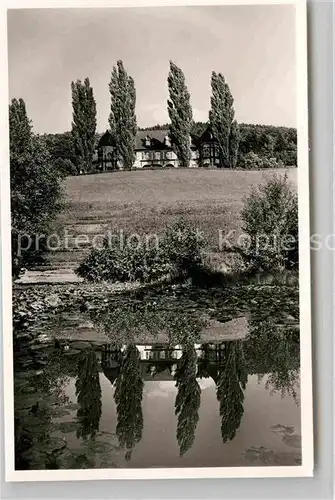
[7,5,296,134]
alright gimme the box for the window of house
[203,145,210,157]
[142,151,151,160]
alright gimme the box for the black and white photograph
[2,0,313,480]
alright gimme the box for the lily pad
[271,424,295,436]
[50,408,71,418]
[70,341,92,350]
[282,434,301,449]
[84,440,115,454]
[56,421,78,434]
[64,402,80,411]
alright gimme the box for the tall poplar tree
[71,77,97,173]
[9,98,32,155]
[75,347,102,439]
[109,60,137,170]
[114,345,144,461]
[209,72,240,168]
[167,61,193,168]
[216,341,247,443]
[174,345,201,456]
[229,119,240,168]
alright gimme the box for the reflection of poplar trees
[114,344,144,461]
[216,341,247,443]
[75,346,102,439]
[174,345,201,456]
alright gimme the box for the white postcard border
[0,0,313,482]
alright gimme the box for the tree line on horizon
[44,119,297,177]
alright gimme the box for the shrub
[77,235,172,283]
[161,217,205,275]
[242,152,284,170]
[242,152,264,169]
[77,218,206,284]
[261,156,284,169]
[53,158,78,177]
[240,173,298,270]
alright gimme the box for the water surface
[14,279,301,469]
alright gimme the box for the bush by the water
[162,217,205,275]
[240,173,298,270]
[76,237,173,283]
[76,218,206,283]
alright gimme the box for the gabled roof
[102,365,120,385]
[197,124,216,143]
[135,129,170,150]
[98,127,200,151]
[98,130,116,147]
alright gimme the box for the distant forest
[139,121,297,165]
[41,121,297,176]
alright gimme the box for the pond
[13,278,301,470]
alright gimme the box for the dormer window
[145,136,151,147]
[164,135,171,147]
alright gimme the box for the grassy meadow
[51,168,297,268]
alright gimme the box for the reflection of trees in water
[13,282,301,467]
[114,344,144,461]
[245,319,300,402]
[216,341,248,443]
[36,348,75,405]
[90,293,207,345]
[75,347,102,439]
[168,313,206,345]
[174,345,201,456]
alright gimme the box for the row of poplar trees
[71,60,240,172]
[74,342,247,460]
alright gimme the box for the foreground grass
[60,168,297,251]
[38,168,298,274]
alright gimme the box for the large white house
[93,126,221,171]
